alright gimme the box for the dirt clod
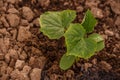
[99,61,112,71]
[22,7,34,21]
[38,0,50,7]
[15,60,25,69]
[6,14,20,27]
[105,30,114,36]
[7,7,19,14]
[17,26,31,41]
[30,68,42,80]
[91,7,104,19]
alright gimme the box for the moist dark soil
[0,0,120,80]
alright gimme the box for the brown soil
[0,0,120,80]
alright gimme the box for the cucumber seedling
[39,9,104,70]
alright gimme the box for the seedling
[39,10,104,70]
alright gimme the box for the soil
[0,0,120,80]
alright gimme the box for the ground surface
[0,0,120,80]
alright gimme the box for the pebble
[99,61,112,71]
[105,30,114,36]
[19,51,27,60]
[10,69,20,79]
[115,16,120,26]
[0,16,9,27]
[6,67,13,74]
[84,63,92,71]
[91,7,104,19]
[76,6,83,13]
[15,60,25,69]
[5,54,10,63]
[9,49,18,59]
[20,19,29,26]
[38,0,50,7]
[30,68,42,80]
[7,0,16,4]
[9,59,16,67]
[65,70,74,78]
[22,65,31,74]
[110,1,120,14]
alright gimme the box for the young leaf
[89,33,104,42]
[64,23,85,54]
[89,33,104,51]
[64,24,97,59]
[96,41,104,51]
[61,10,76,28]
[81,10,97,33]
[40,10,76,39]
[60,54,75,70]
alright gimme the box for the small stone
[19,51,27,60]
[22,7,34,21]
[5,54,10,63]
[15,60,25,69]
[115,33,120,39]
[65,70,74,78]
[29,57,35,66]
[9,49,18,59]
[33,18,40,27]
[0,28,9,35]
[8,7,19,14]
[30,68,42,80]
[92,58,97,65]
[84,63,92,71]
[7,0,16,4]
[10,69,20,79]
[38,0,50,7]
[0,38,10,54]
[99,61,112,71]
[20,19,29,26]
[32,47,42,56]
[29,56,46,69]
[9,59,16,67]
[76,6,83,13]
[10,29,17,40]
[91,7,104,19]
[105,30,114,36]
[22,65,31,74]
[1,66,7,74]
[6,67,13,74]
[85,0,100,7]
[110,1,120,14]
[50,74,59,80]
[6,14,20,27]
[17,26,31,41]
[115,16,120,26]
[0,16,9,27]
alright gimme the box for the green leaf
[61,10,76,28]
[81,10,97,33]
[89,33,104,51]
[64,24,97,59]
[96,41,104,51]
[64,23,85,54]
[60,54,75,70]
[40,10,76,39]
[89,33,104,42]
